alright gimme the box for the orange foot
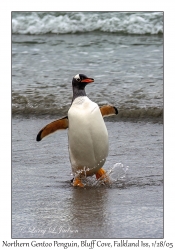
[96,168,109,183]
[73,177,84,187]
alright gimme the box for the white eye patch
[74,74,80,79]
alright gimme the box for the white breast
[68,96,109,175]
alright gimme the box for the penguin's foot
[95,168,110,183]
[73,177,84,187]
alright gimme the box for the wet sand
[12,118,163,238]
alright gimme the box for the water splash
[94,163,129,187]
[107,163,129,182]
[72,163,129,188]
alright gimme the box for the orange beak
[81,78,94,83]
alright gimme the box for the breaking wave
[12,12,163,35]
[12,92,163,122]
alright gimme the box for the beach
[12,12,163,238]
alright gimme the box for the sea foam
[12,12,163,35]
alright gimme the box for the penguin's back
[68,96,108,175]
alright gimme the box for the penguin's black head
[72,74,94,90]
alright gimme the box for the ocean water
[12,12,163,239]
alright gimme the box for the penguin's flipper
[100,105,118,118]
[36,116,68,141]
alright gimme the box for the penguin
[36,74,118,187]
